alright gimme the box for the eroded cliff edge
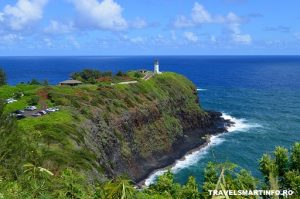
[70,72,231,182]
[13,72,231,183]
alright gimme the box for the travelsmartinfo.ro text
[209,190,294,197]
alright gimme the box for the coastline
[136,111,234,186]
[137,133,224,186]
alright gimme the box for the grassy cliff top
[0,72,203,176]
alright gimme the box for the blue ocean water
[1,56,300,185]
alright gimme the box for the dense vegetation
[71,69,143,84]
[0,69,299,198]
[0,104,299,198]
[0,71,204,181]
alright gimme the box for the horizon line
[1,54,300,57]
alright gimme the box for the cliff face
[70,73,229,182]
[13,72,229,182]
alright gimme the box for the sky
[0,0,300,56]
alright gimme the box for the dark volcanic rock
[84,107,232,183]
[133,110,232,183]
[79,73,234,183]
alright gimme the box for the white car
[5,98,17,104]
[46,107,60,112]
[25,106,37,111]
[45,108,56,113]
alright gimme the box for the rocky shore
[135,111,234,184]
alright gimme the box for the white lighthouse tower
[154,60,161,74]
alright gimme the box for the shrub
[28,96,40,105]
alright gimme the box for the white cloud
[227,16,252,44]
[120,34,146,44]
[130,17,147,29]
[0,0,48,31]
[173,2,252,44]
[67,36,80,48]
[174,16,194,28]
[0,13,4,22]
[170,31,177,40]
[44,20,75,34]
[129,36,145,43]
[44,38,53,47]
[232,33,252,44]
[184,31,199,42]
[70,0,127,31]
[191,2,212,23]
[0,33,23,43]
[225,12,242,24]
[210,35,217,43]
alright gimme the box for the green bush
[28,96,39,105]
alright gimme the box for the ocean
[1,55,300,185]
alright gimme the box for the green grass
[18,109,73,132]
[0,72,203,177]
[0,84,41,98]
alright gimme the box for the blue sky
[0,0,300,55]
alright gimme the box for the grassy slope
[0,72,203,178]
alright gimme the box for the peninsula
[0,63,232,183]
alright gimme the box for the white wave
[143,113,261,186]
[221,113,261,132]
[144,135,224,186]
[197,88,207,91]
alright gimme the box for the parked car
[38,110,47,115]
[6,98,17,104]
[45,107,59,112]
[25,106,37,111]
[14,110,25,114]
[45,108,56,113]
[32,113,41,117]
[16,114,26,120]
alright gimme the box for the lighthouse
[154,60,161,74]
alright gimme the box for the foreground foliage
[0,103,299,198]
[0,69,299,198]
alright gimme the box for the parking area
[13,106,60,120]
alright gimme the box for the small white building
[154,60,162,74]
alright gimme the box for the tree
[202,162,218,192]
[202,162,258,199]
[0,68,7,86]
[28,96,40,105]
[29,79,41,85]
[291,143,300,170]
[100,176,135,199]
[179,176,201,199]
[274,146,289,177]
[42,80,49,86]
[70,69,114,84]
[259,143,300,198]
[0,100,30,179]
[149,171,182,198]
[116,71,126,77]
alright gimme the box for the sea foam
[143,113,261,186]
[221,113,261,132]
[197,88,207,91]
